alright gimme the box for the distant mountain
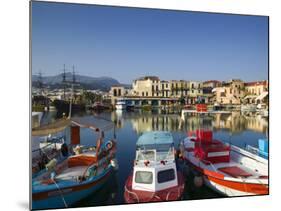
[32,72,124,91]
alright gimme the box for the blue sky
[32,2,268,84]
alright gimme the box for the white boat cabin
[115,99,127,110]
[132,131,178,192]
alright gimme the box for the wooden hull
[32,166,113,210]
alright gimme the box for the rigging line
[52,179,68,208]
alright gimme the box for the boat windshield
[157,169,175,183]
[135,171,153,184]
[136,144,174,162]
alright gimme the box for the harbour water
[32,109,268,207]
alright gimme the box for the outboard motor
[61,143,69,157]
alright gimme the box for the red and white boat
[124,131,185,203]
[180,130,268,196]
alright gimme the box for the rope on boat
[124,185,139,203]
[51,179,68,208]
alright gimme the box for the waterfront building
[186,81,203,104]
[213,79,245,105]
[203,80,221,104]
[109,76,268,106]
[160,80,170,98]
[244,80,268,104]
[132,76,160,97]
[170,80,187,98]
[110,85,126,104]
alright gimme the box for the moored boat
[115,99,127,110]
[39,135,65,151]
[89,102,110,111]
[180,130,268,196]
[32,119,118,210]
[124,131,185,203]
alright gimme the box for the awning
[255,92,268,101]
[32,118,71,136]
[32,116,115,136]
[244,95,257,100]
[212,88,225,93]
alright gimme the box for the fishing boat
[89,102,110,111]
[180,130,268,196]
[124,131,185,203]
[39,135,65,151]
[32,143,68,176]
[115,99,127,110]
[32,119,118,209]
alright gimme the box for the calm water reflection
[33,109,268,207]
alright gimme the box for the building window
[118,89,121,96]
[156,85,158,91]
[113,89,117,96]
[146,92,148,96]
[166,84,168,88]
[142,92,144,96]
[162,84,164,89]
[191,83,194,89]
[152,85,154,91]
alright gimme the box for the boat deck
[56,166,88,180]
[187,151,265,179]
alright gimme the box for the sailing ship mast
[61,64,78,119]
[68,65,76,119]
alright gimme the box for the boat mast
[37,70,44,96]
[68,65,76,119]
[62,64,66,100]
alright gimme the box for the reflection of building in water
[212,112,268,134]
[130,113,214,134]
[112,110,268,135]
[213,112,245,133]
[131,115,181,134]
[110,111,124,129]
[243,116,268,134]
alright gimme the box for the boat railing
[32,142,54,153]
[135,148,175,165]
[199,158,218,173]
[245,145,259,155]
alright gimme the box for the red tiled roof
[244,81,268,86]
[203,80,221,84]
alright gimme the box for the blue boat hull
[32,166,113,210]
